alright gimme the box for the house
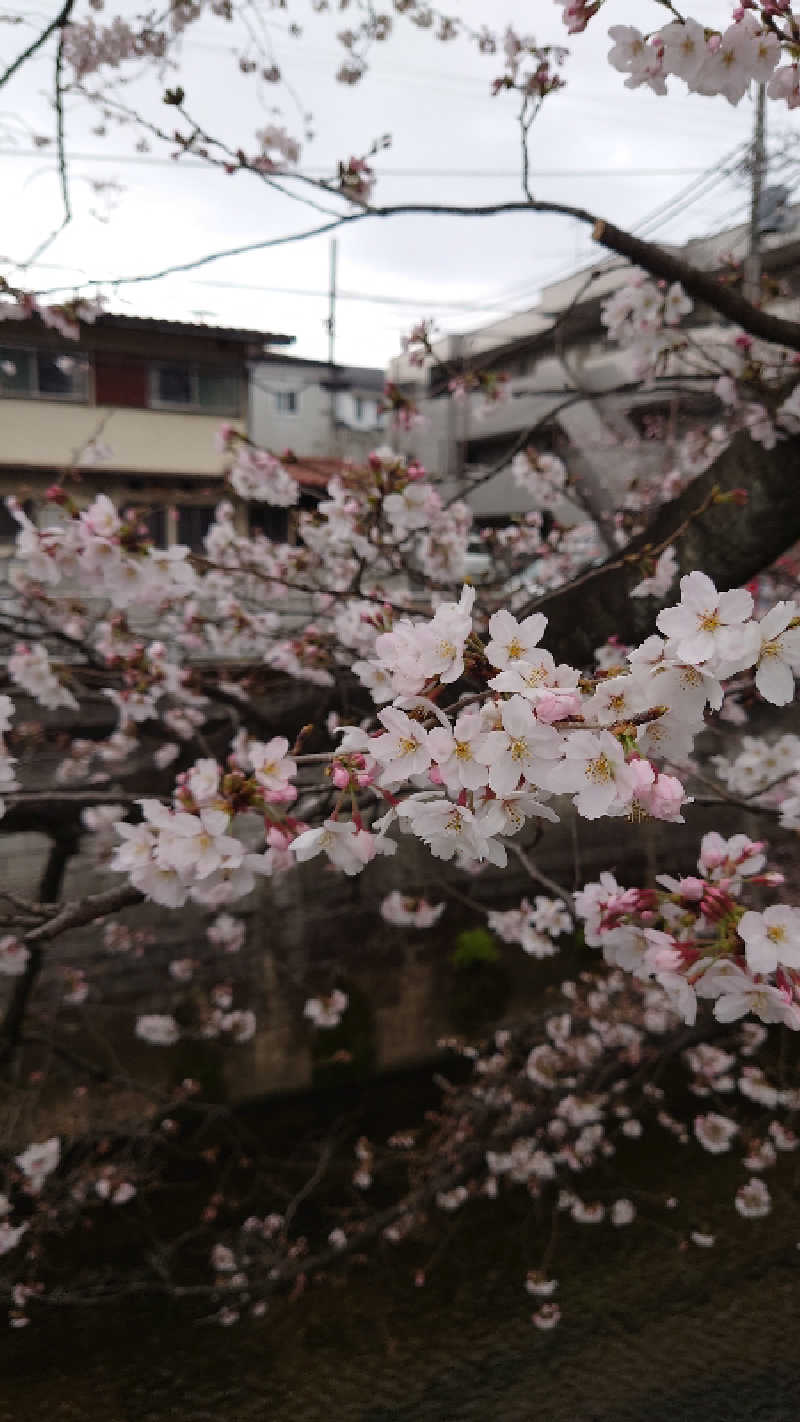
[249,354,385,463]
[0,312,293,552]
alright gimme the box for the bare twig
[38,198,800,352]
[504,840,576,922]
[0,0,74,90]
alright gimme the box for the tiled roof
[285,456,357,488]
[93,313,294,346]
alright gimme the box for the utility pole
[326,238,338,445]
[744,81,767,305]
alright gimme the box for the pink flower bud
[535,690,581,723]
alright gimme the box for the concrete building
[387,205,800,530]
[249,353,385,462]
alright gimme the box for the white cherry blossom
[485,610,548,670]
[15,1137,60,1192]
[135,1014,180,1046]
[291,819,392,875]
[304,990,348,1028]
[753,602,800,705]
[548,730,635,819]
[656,572,755,667]
[380,892,446,928]
[373,707,432,786]
[427,710,488,793]
[0,936,30,976]
[476,695,563,796]
[694,1113,738,1154]
[737,906,800,976]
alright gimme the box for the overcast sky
[0,0,797,367]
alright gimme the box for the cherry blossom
[291,819,393,875]
[0,1221,29,1256]
[0,936,30,977]
[753,602,800,704]
[735,1178,772,1219]
[656,572,755,668]
[630,547,678,600]
[380,892,445,927]
[476,695,563,797]
[135,1014,180,1046]
[8,644,79,712]
[485,609,548,670]
[737,906,800,976]
[548,730,635,819]
[15,1137,60,1193]
[694,1113,738,1155]
[531,1302,561,1329]
[304,991,349,1028]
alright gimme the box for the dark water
[3,1061,800,1422]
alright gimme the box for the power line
[493,141,753,308]
[183,277,516,311]
[0,147,716,179]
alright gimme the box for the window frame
[176,503,218,553]
[0,347,90,403]
[273,388,299,416]
[148,363,242,416]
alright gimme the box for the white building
[387,203,800,530]
[249,355,385,462]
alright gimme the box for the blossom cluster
[711,732,800,801]
[97,570,800,906]
[576,831,800,1031]
[600,274,800,462]
[602,15,797,109]
[109,744,300,907]
[488,894,571,958]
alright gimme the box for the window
[0,501,21,547]
[274,389,298,415]
[353,395,365,422]
[177,505,215,553]
[0,347,89,401]
[128,507,167,547]
[249,504,290,543]
[150,364,241,415]
[0,499,33,549]
[156,365,193,406]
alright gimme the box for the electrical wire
[0,147,719,180]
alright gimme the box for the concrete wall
[250,360,385,462]
[0,788,776,1139]
[0,399,237,478]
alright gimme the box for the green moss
[450,926,500,968]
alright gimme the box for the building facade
[0,313,292,553]
[387,207,800,530]
[249,355,385,462]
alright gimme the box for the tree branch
[521,428,800,664]
[0,0,74,91]
[0,830,78,1068]
[47,200,800,352]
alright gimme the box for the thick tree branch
[56,200,800,353]
[0,830,78,1068]
[523,429,800,664]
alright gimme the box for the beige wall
[0,399,242,476]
